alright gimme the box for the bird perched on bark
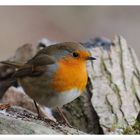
[0,42,96,126]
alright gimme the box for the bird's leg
[56,107,72,128]
[33,100,56,123]
[0,103,10,110]
[33,100,41,118]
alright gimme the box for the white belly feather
[46,88,82,108]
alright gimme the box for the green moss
[131,77,140,105]
[123,121,140,134]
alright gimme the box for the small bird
[0,42,96,125]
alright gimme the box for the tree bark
[63,36,140,134]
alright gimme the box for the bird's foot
[60,119,73,128]
[56,107,73,128]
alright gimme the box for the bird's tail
[0,61,23,68]
[0,78,16,99]
[0,60,20,99]
[0,60,23,99]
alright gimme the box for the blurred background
[0,6,140,60]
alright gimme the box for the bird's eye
[72,52,79,57]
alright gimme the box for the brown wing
[1,54,56,78]
[0,54,55,98]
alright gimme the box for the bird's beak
[86,56,96,60]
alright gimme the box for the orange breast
[50,57,88,94]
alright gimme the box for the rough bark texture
[0,106,85,134]
[62,36,140,134]
[63,89,103,134]
[0,36,140,134]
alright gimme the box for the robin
[0,42,96,126]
